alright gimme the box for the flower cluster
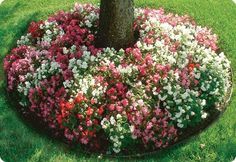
[101,114,132,153]
[129,107,177,149]
[4,3,231,154]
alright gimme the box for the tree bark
[96,0,134,50]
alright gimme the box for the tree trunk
[96,0,134,50]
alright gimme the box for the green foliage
[0,0,236,161]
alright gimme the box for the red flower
[88,130,95,137]
[93,119,99,125]
[106,87,116,96]
[59,100,65,108]
[65,102,74,110]
[75,93,84,103]
[97,106,104,115]
[56,115,63,124]
[87,34,94,41]
[77,114,84,119]
[82,130,89,136]
[188,63,195,71]
[28,21,44,38]
[86,107,94,116]
[90,98,96,104]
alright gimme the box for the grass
[0,0,236,161]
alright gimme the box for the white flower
[158,94,167,101]
[160,22,173,31]
[101,118,109,129]
[201,112,208,119]
[19,101,27,107]
[63,80,74,88]
[63,47,69,54]
[130,125,135,133]
[70,45,77,53]
[186,115,190,120]
[72,67,78,74]
[201,99,206,106]
[195,72,201,79]
[152,87,158,95]
[90,55,96,62]
[137,99,144,106]
[136,41,142,48]
[167,55,176,64]
[25,81,31,88]
[81,62,88,69]
[175,99,182,105]
[113,148,121,153]
[110,116,116,125]
[131,134,137,139]
[177,123,184,128]
[181,92,189,100]
[201,84,207,91]
[116,114,122,119]
[46,30,52,35]
[175,112,182,118]
[85,20,92,28]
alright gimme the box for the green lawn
[0,0,236,161]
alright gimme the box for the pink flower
[145,54,153,65]
[121,99,129,107]
[86,120,93,127]
[80,137,89,144]
[138,65,147,76]
[108,104,115,111]
[116,105,123,112]
[146,122,153,129]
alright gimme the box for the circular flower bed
[4,3,232,155]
